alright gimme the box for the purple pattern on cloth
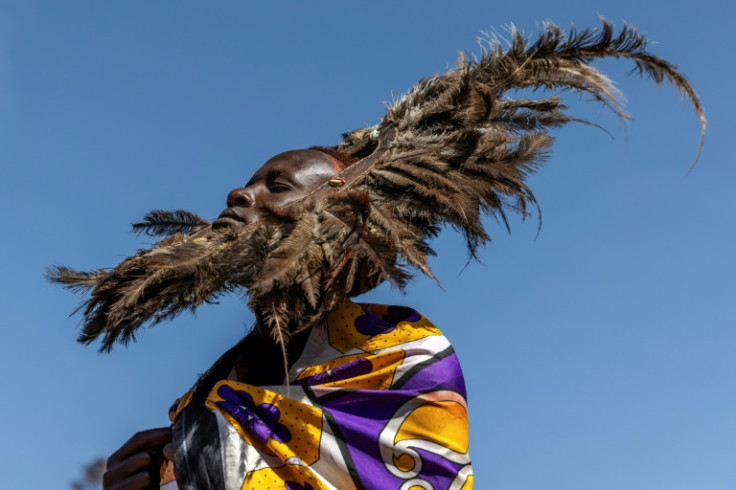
[354,314,395,336]
[398,352,467,399]
[383,305,421,324]
[294,358,373,386]
[316,351,468,487]
[285,482,314,490]
[354,305,422,336]
[214,385,291,444]
[323,391,409,487]
[413,448,469,489]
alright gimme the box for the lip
[212,216,245,230]
[212,208,247,230]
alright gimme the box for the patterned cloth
[164,300,472,489]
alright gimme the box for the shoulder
[289,299,466,395]
[324,299,450,354]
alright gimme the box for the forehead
[250,150,341,182]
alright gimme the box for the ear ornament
[328,177,346,187]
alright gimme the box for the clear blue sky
[1,1,733,488]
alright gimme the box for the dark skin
[103,150,345,489]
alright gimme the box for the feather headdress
[48,20,705,352]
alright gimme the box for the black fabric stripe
[311,387,358,404]
[305,387,365,490]
[390,345,455,390]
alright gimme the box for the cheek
[268,192,306,208]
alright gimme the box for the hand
[103,427,172,490]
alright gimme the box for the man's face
[213,149,345,229]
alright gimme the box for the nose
[226,187,254,207]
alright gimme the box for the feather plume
[48,20,705,351]
[46,266,109,293]
[132,210,210,237]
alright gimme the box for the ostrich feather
[47,20,705,351]
[132,210,210,237]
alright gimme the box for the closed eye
[268,182,292,193]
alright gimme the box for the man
[101,149,473,489]
[50,20,703,490]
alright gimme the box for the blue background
[0,1,733,488]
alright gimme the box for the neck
[232,326,311,385]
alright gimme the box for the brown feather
[48,20,705,351]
